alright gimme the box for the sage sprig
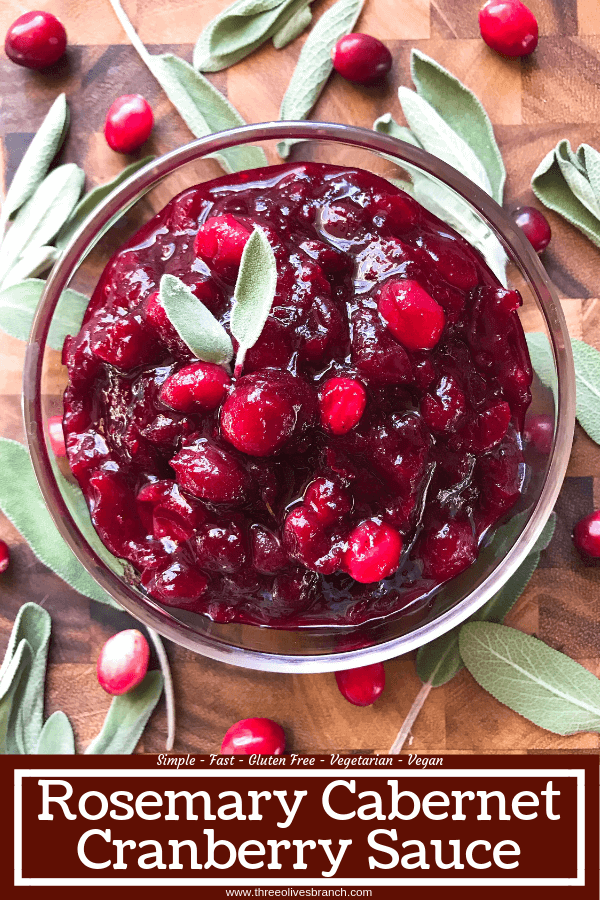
[160,274,234,365]
[108,0,267,174]
[272,2,313,49]
[460,623,600,736]
[231,225,278,374]
[532,139,600,248]
[277,0,364,158]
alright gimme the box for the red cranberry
[171,437,252,504]
[320,377,366,435]
[420,375,466,433]
[251,526,289,574]
[351,308,413,385]
[376,193,419,232]
[377,279,445,351]
[331,33,392,84]
[91,313,159,369]
[194,215,251,277]
[96,629,150,695]
[196,522,247,573]
[524,413,554,454]
[304,477,352,526]
[512,205,551,253]
[335,662,386,706]
[573,511,600,558]
[420,519,477,581]
[479,0,538,57]
[5,10,67,69]
[461,401,511,453]
[0,540,10,573]
[283,506,343,575]
[343,520,403,583]
[221,718,285,755]
[104,95,154,154]
[47,415,66,456]
[141,558,209,606]
[160,362,231,412]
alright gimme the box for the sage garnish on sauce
[230,225,278,374]
[108,0,267,174]
[532,140,600,247]
[160,274,234,366]
[277,0,364,158]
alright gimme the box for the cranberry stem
[108,0,152,63]
[388,680,433,753]
[145,626,176,751]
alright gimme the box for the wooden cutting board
[1,0,600,755]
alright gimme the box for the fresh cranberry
[171,437,252,504]
[160,362,231,412]
[420,375,466,433]
[96,629,150,695]
[331,33,392,84]
[283,506,343,574]
[343,520,403,583]
[5,10,67,69]
[0,540,10,573]
[524,413,554,454]
[221,718,285,755]
[419,520,477,581]
[377,279,445,351]
[335,663,386,706]
[319,377,366,435]
[305,477,352,526]
[104,95,154,154]
[479,0,538,57]
[573,511,600,558]
[47,415,66,456]
[512,206,551,253]
[194,215,251,277]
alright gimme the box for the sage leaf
[398,87,492,196]
[0,278,88,351]
[373,113,422,148]
[570,338,600,444]
[0,438,117,606]
[55,156,154,252]
[0,164,84,287]
[525,332,557,391]
[36,710,75,754]
[160,274,233,366]
[85,671,163,754]
[108,0,266,174]
[1,246,59,288]
[0,94,69,228]
[554,140,600,218]
[272,2,312,49]
[230,225,277,373]
[0,639,32,754]
[278,0,364,158]
[532,144,600,249]
[459,622,600,735]
[194,0,298,71]
[580,144,600,206]
[410,50,505,204]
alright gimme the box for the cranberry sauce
[62,163,532,627]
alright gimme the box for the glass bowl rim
[23,120,576,672]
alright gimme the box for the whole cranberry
[104,95,154,154]
[0,540,10,573]
[194,215,251,277]
[335,663,386,706]
[512,205,552,253]
[320,377,367,435]
[331,33,392,84]
[524,413,554,454]
[5,10,67,69]
[305,477,352,526]
[171,437,252,504]
[573,511,600,558]
[479,0,538,58]
[96,629,150,695]
[160,362,231,412]
[377,279,446,351]
[343,520,403,583]
[47,415,66,456]
[221,717,285,755]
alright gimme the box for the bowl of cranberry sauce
[26,124,573,671]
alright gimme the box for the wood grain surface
[1,0,600,756]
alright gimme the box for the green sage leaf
[410,50,505,204]
[1,246,59,288]
[460,622,600,735]
[85,670,163,754]
[532,144,600,249]
[373,113,422,148]
[36,710,75,754]
[570,338,600,444]
[397,87,492,196]
[580,144,600,207]
[554,140,600,218]
[0,639,32,754]
[278,0,364,158]
[0,438,117,607]
[0,94,69,227]
[272,1,312,49]
[55,156,154,252]
[230,225,277,372]
[0,278,88,351]
[160,274,233,366]
[525,332,557,391]
[0,164,85,287]
[194,0,298,71]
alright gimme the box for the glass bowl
[23,121,575,673]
